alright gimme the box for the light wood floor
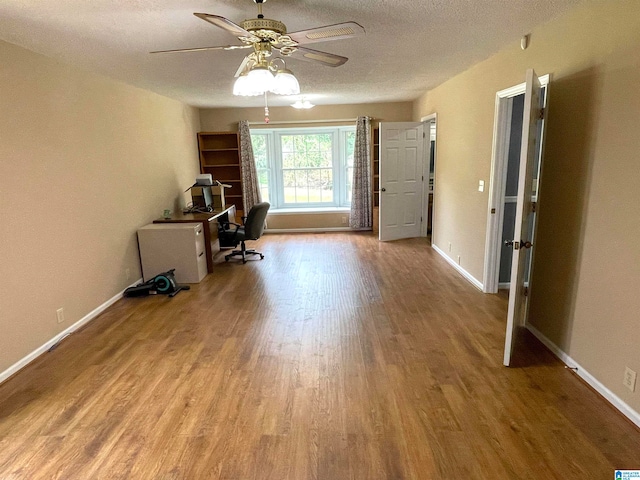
[1,234,638,479]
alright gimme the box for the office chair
[220,202,270,264]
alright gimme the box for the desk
[153,205,235,274]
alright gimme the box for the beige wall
[414,0,640,412]
[200,102,413,229]
[0,41,201,375]
[199,102,413,132]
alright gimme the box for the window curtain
[238,120,262,214]
[350,116,372,229]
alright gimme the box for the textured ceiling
[0,0,590,108]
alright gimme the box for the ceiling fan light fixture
[291,99,315,109]
[272,68,300,95]
[154,5,365,102]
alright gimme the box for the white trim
[264,227,365,233]
[420,113,437,123]
[483,92,512,293]
[268,207,350,215]
[432,244,483,291]
[526,324,640,429]
[0,278,143,386]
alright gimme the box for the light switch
[478,180,485,192]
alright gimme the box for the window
[251,126,356,209]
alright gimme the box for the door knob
[381,187,386,192]
[504,239,533,250]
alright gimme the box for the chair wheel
[225,256,230,262]
[260,254,264,259]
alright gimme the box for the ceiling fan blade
[285,46,348,67]
[150,45,252,54]
[194,13,258,41]
[287,22,365,45]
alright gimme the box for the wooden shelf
[199,132,239,150]
[198,131,244,215]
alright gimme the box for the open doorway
[483,77,548,294]
[421,114,437,243]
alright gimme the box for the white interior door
[503,69,542,366]
[379,122,425,242]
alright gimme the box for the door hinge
[422,175,424,181]
[423,131,426,138]
[531,201,537,213]
[539,108,545,120]
[523,286,529,297]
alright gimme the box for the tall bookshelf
[197,132,244,215]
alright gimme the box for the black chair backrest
[243,202,270,240]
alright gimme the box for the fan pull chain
[264,92,270,124]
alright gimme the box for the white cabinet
[137,223,207,284]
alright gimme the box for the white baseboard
[265,227,370,233]
[0,278,142,386]
[526,323,640,429]
[432,244,483,291]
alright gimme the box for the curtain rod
[248,117,372,126]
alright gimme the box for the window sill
[267,206,351,216]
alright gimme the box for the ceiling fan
[151,0,365,96]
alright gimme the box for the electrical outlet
[56,308,65,324]
[623,367,637,392]
[125,268,131,281]
[341,215,347,225]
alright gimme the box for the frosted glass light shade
[246,66,275,93]
[233,75,261,96]
[291,99,315,109]
[272,69,300,95]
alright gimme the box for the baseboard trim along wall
[0,278,143,386]
[265,227,369,234]
[526,323,640,429]
[432,243,483,291]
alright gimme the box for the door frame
[483,74,550,293]
[420,113,437,238]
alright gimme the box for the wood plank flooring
[0,233,638,479]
